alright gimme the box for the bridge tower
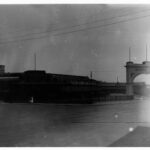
[125,61,150,95]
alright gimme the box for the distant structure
[125,47,150,95]
[0,65,5,74]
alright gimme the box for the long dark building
[0,65,126,103]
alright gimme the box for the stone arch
[134,74,150,84]
[125,61,150,95]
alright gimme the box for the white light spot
[30,97,34,103]
[133,57,137,61]
[129,127,134,132]
[114,114,118,119]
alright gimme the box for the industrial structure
[0,67,127,103]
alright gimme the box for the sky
[0,4,150,83]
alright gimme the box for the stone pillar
[125,62,134,96]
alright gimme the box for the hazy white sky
[0,4,150,82]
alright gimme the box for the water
[0,99,146,146]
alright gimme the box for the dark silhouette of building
[0,68,128,103]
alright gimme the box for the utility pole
[34,53,36,71]
[117,76,119,83]
[116,76,119,84]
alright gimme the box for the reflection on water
[0,100,144,146]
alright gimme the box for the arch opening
[134,74,150,85]
[133,74,150,97]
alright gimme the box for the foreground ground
[0,98,149,146]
